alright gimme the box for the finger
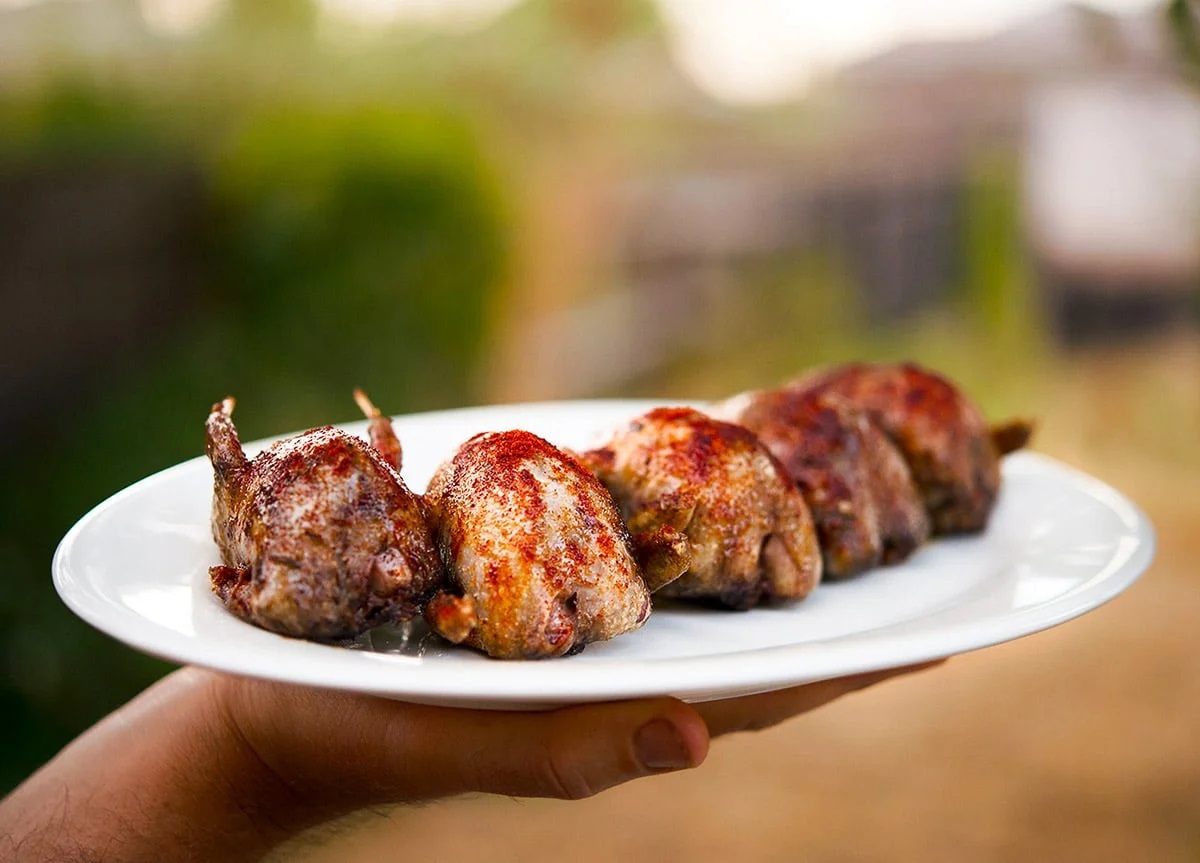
[696,661,945,737]
[215,673,711,820]
[412,697,712,800]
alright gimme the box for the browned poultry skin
[724,389,929,579]
[581,407,822,610]
[424,430,651,659]
[205,396,441,640]
[794,362,1027,534]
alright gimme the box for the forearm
[0,668,701,863]
[0,670,291,863]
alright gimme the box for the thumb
[216,674,710,821]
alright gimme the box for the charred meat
[424,430,651,659]
[581,407,822,610]
[724,389,929,578]
[205,392,441,640]
[792,362,1033,534]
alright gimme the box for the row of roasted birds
[205,363,1032,659]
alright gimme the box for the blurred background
[2,0,1198,859]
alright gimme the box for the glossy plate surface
[53,400,1154,709]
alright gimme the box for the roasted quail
[793,363,1033,534]
[424,430,652,659]
[581,407,822,610]
[205,392,441,640]
[722,389,929,579]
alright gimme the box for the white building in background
[1025,75,1200,287]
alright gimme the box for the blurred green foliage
[0,81,510,792]
[0,83,173,161]
[210,105,507,417]
[1169,0,1200,78]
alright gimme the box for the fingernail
[634,719,692,772]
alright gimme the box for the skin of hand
[0,661,941,863]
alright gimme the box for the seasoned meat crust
[205,395,441,640]
[581,407,822,610]
[424,430,651,659]
[793,362,1028,534]
[725,389,929,579]
[205,362,1029,651]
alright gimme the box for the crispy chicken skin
[794,362,1033,534]
[723,389,929,579]
[424,430,651,659]
[205,393,441,640]
[581,407,822,610]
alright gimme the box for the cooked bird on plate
[205,391,441,640]
[791,363,1033,534]
[202,360,1031,653]
[424,429,652,659]
[580,407,822,610]
[722,389,929,579]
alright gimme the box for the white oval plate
[53,400,1154,709]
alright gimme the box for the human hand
[0,661,941,863]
